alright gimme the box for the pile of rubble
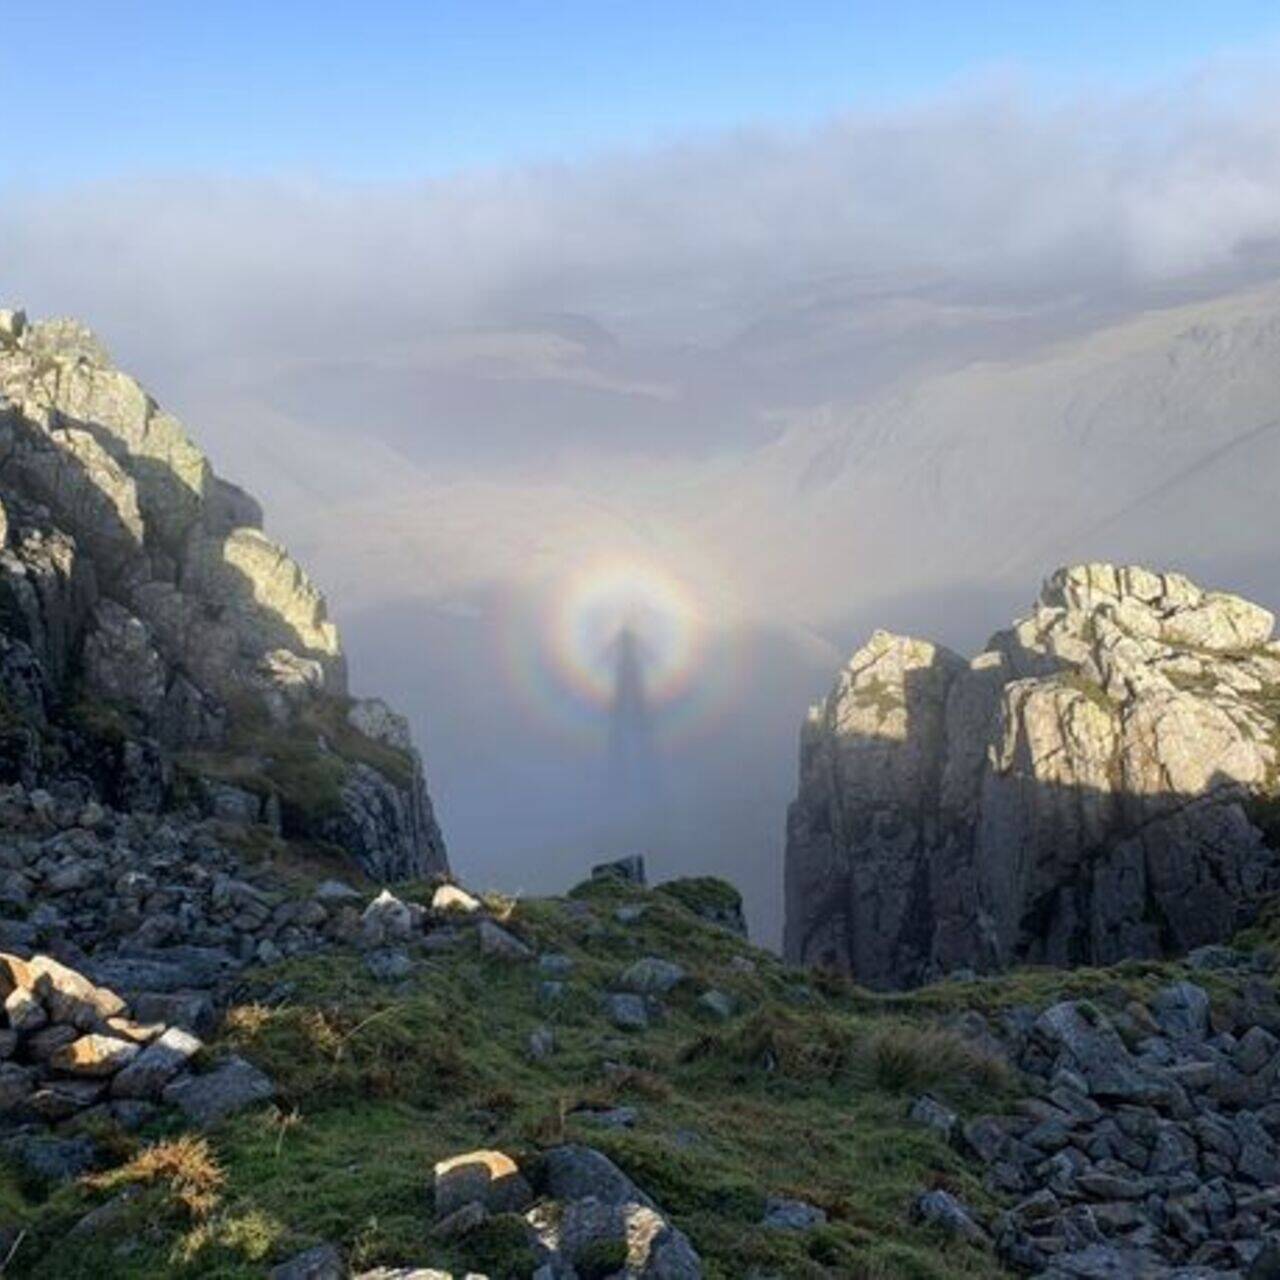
[0,948,272,1182]
[0,785,342,968]
[914,953,1280,1277]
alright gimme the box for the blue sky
[4,2,1280,181]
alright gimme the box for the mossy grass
[851,676,903,722]
[220,827,372,897]
[1056,670,1117,713]
[655,876,743,917]
[176,691,418,839]
[65,697,136,745]
[297,696,418,792]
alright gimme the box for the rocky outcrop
[0,307,446,880]
[784,564,1280,987]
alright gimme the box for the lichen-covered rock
[477,919,534,961]
[321,761,447,883]
[182,527,343,688]
[785,564,1280,987]
[81,600,167,724]
[267,1243,346,1280]
[29,955,126,1028]
[617,956,686,995]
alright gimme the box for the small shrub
[67,697,134,745]
[174,1206,284,1268]
[860,1023,1010,1098]
[481,890,518,922]
[480,1086,519,1115]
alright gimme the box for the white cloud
[5,66,1280,374]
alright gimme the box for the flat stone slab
[604,993,649,1031]
[268,1242,345,1280]
[313,879,364,905]
[50,1034,140,1077]
[478,920,533,961]
[111,1027,203,1099]
[617,957,685,995]
[163,1054,274,1125]
[3,1133,97,1182]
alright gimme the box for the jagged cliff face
[0,307,446,880]
[784,564,1280,988]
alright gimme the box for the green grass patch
[656,876,744,918]
[1056,671,1117,714]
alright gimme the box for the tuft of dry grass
[481,891,519,922]
[222,1002,274,1038]
[90,1135,226,1220]
[172,1205,284,1268]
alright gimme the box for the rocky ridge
[0,306,445,881]
[785,564,1280,988]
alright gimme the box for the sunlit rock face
[0,306,446,880]
[784,564,1280,988]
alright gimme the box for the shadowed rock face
[0,307,446,880]
[784,564,1280,988]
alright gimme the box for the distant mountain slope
[711,281,1280,625]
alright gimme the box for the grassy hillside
[5,876,1239,1279]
